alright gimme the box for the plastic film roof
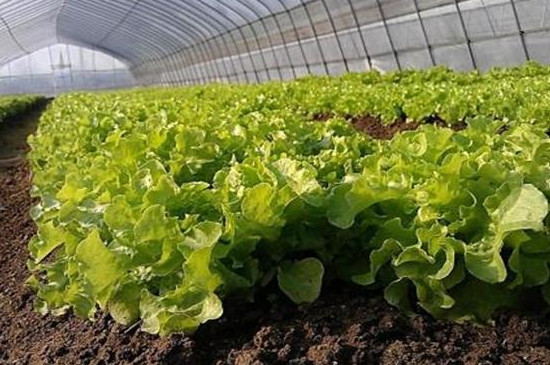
[0,0,310,66]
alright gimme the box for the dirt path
[2,107,550,364]
[0,101,49,163]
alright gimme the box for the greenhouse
[2,0,550,364]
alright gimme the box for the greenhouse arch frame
[0,0,547,91]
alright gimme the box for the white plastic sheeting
[134,0,540,84]
[0,44,135,95]
[0,0,547,92]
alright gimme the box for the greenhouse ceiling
[0,0,311,67]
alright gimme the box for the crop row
[0,95,44,124]
[28,64,550,335]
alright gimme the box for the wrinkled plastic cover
[0,0,547,91]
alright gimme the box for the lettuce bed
[28,65,550,335]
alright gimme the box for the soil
[312,113,467,140]
[0,100,50,163]
[2,107,550,364]
[349,116,421,140]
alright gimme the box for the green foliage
[28,64,550,335]
[277,258,324,304]
[0,95,44,123]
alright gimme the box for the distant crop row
[0,96,44,124]
[28,63,550,335]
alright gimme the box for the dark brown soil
[349,116,421,140]
[2,107,550,364]
[311,112,335,123]
[312,113,467,140]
